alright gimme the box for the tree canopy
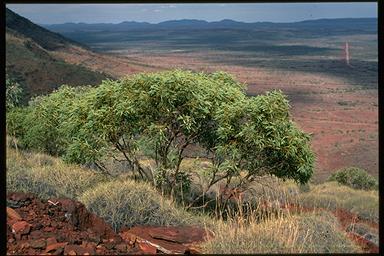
[7,69,314,203]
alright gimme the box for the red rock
[7,207,22,221]
[20,242,30,249]
[12,221,31,235]
[52,247,63,255]
[46,237,57,246]
[123,226,212,254]
[8,192,34,202]
[185,245,202,254]
[104,243,115,250]
[119,231,137,243]
[115,243,127,252]
[30,238,47,249]
[85,241,97,249]
[45,242,68,253]
[43,226,55,232]
[27,248,38,255]
[88,233,101,244]
[64,244,93,255]
[138,242,157,254]
[67,250,77,255]
[30,230,44,239]
[35,223,44,230]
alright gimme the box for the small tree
[7,70,315,207]
[328,167,378,190]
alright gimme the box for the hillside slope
[5,8,110,102]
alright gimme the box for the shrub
[79,179,206,231]
[328,167,378,190]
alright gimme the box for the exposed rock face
[6,192,141,255]
[119,226,213,254]
[6,192,212,255]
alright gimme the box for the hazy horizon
[7,3,377,25]
[38,17,378,26]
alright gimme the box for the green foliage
[328,167,378,190]
[6,70,314,205]
[6,107,30,148]
[6,74,23,110]
[213,90,314,185]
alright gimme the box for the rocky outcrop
[6,192,212,255]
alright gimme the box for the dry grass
[6,143,378,253]
[297,181,379,223]
[6,146,109,200]
[201,210,362,254]
[79,179,210,231]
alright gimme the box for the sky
[6,3,377,25]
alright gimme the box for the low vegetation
[6,144,378,253]
[202,211,361,253]
[6,146,109,200]
[327,167,378,190]
[299,181,379,223]
[79,179,208,231]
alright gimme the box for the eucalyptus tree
[7,70,314,205]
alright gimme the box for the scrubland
[6,142,378,253]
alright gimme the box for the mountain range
[42,18,377,33]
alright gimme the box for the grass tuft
[79,179,209,231]
[6,147,109,200]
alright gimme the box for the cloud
[154,9,161,13]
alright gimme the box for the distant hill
[43,18,377,33]
[5,8,110,102]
